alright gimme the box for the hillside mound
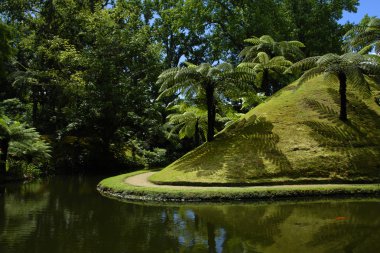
[150,77,380,186]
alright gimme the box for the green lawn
[98,171,380,202]
[150,76,380,186]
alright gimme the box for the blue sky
[339,0,379,24]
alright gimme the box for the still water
[1,176,380,253]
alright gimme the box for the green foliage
[344,16,380,54]
[288,53,378,92]
[0,0,370,174]
[0,114,51,179]
[151,76,380,185]
[0,21,13,77]
[166,103,208,141]
[7,159,43,179]
[238,51,293,96]
[0,115,51,160]
[240,35,305,61]
[158,62,255,141]
[282,0,359,56]
[288,52,379,121]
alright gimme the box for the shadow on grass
[173,116,292,182]
[303,88,380,177]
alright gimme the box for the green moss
[150,76,380,185]
[98,171,380,202]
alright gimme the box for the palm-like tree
[0,116,51,178]
[239,35,305,62]
[344,17,380,55]
[166,103,208,146]
[238,52,292,96]
[287,53,380,121]
[157,62,255,141]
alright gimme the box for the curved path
[124,172,225,189]
[123,172,362,190]
[98,172,380,202]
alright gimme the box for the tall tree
[283,0,359,56]
[157,62,254,141]
[239,52,293,96]
[287,53,379,121]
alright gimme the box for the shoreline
[97,171,380,202]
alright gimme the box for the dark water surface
[1,176,380,253]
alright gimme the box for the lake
[1,176,380,253]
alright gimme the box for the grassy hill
[150,76,380,186]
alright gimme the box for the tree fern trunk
[194,118,200,146]
[206,83,215,142]
[263,69,271,96]
[338,72,347,121]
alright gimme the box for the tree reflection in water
[0,177,379,253]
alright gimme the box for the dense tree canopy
[0,0,370,176]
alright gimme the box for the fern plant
[0,115,51,178]
[287,53,380,121]
[238,52,292,96]
[239,35,305,62]
[166,103,208,146]
[344,17,380,55]
[157,62,255,141]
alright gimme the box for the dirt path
[123,172,361,190]
[124,172,225,189]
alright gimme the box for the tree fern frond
[184,62,197,68]
[287,40,305,48]
[317,53,340,66]
[286,56,320,73]
[196,63,211,76]
[254,52,270,64]
[345,67,371,97]
[238,62,257,69]
[298,67,326,86]
[216,62,234,72]
[359,59,380,75]
[243,36,262,45]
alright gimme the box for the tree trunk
[0,140,9,180]
[194,118,200,146]
[338,72,347,121]
[206,83,215,142]
[262,69,271,96]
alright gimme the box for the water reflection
[0,177,380,253]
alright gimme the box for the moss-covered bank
[97,171,380,202]
[150,76,380,186]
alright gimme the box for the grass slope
[150,76,380,185]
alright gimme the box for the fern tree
[344,17,380,55]
[287,53,380,121]
[166,103,208,147]
[239,35,305,62]
[238,52,292,96]
[0,116,51,178]
[157,62,255,141]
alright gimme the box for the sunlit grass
[150,76,380,185]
